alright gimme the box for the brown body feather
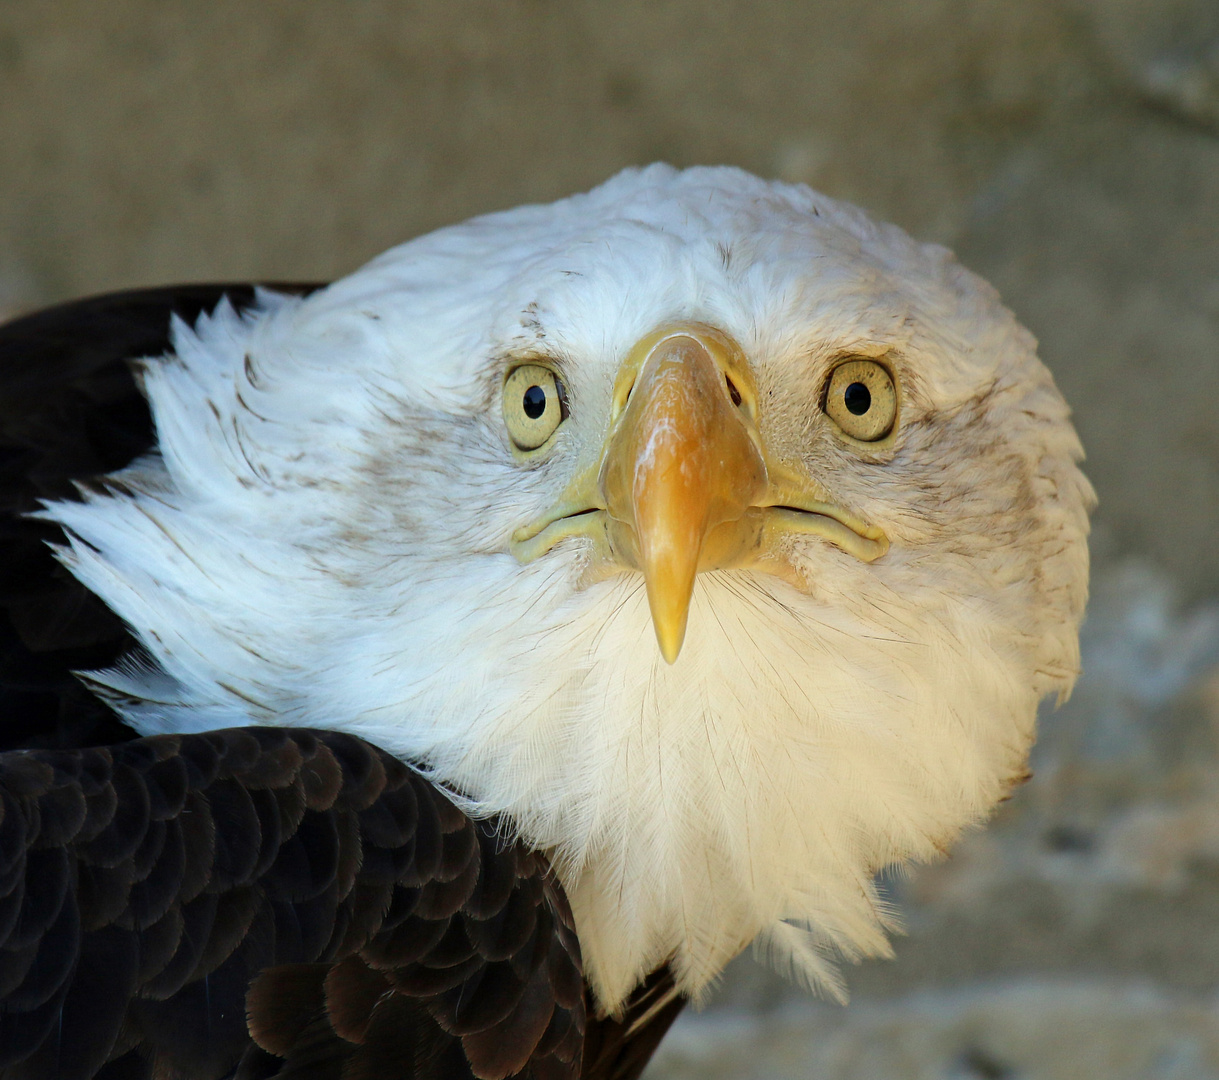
[0,727,585,1080]
[0,290,685,1080]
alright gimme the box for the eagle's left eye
[824,359,897,442]
[503,365,568,451]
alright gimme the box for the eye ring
[823,359,898,442]
[503,364,568,451]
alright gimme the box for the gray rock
[648,982,1219,1080]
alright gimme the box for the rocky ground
[3,2,1218,1077]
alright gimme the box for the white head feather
[42,165,1093,1010]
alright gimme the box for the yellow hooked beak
[510,325,888,663]
[598,330,767,662]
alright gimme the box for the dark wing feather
[0,285,318,752]
[0,728,586,1080]
[579,968,685,1080]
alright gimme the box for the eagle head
[44,165,1094,1010]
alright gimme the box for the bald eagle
[0,165,1092,1080]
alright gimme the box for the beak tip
[655,623,686,665]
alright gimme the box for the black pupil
[522,384,547,419]
[843,381,871,416]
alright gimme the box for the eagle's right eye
[503,365,568,451]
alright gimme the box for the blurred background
[3,2,1219,1076]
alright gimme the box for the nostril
[725,375,742,407]
[611,378,637,423]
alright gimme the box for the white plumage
[42,165,1093,1011]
